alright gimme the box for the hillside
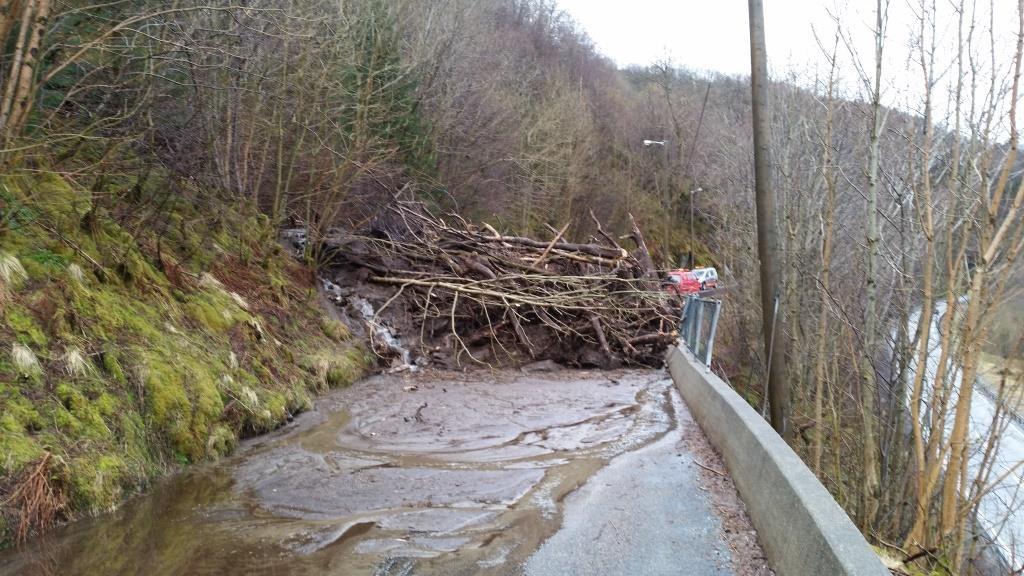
[0,165,370,545]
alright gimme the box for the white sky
[555,0,819,76]
[556,1,1020,128]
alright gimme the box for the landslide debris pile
[321,199,681,368]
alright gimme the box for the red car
[664,269,701,295]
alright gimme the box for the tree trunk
[6,0,50,136]
[813,37,839,474]
[0,0,35,137]
[858,0,887,532]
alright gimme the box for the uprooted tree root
[1,452,68,545]
[321,198,682,368]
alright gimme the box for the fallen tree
[318,199,682,369]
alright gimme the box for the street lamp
[642,139,671,265]
[688,187,703,269]
[642,143,702,268]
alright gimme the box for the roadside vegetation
[978,295,1024,413]
[0,160,370,546]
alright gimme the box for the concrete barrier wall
[668,344,889,576]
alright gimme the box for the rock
[519,359,562,373]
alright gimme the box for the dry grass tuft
[11,343,41,376]
[62,346,90,377]
[0,252,27,305]
[0,252,27,286]
[199,272,224,291]
[1,453,68,544]
[66,263,85,283]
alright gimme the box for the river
[907,302,1024,567]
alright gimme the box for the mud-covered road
[0,369,770,576]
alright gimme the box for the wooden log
[531,222,571,270]
[462,255,497,280]
[476,234,627,260]
[590,315,614,359]
[627,333,677,346]
[627,213,658,283]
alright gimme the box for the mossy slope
[0,169,371,546]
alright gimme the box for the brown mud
[0,369,678,575]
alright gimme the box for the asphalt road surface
[524,391,737,576]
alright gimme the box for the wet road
[0,369,749,575]
[524,391,735,575]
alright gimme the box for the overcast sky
[555,0,826,76]
[555,0,1019,125]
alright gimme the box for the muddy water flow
[0,369,676,576]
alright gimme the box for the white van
[691,267,719,290]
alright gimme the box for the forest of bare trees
[2,0,1024,572]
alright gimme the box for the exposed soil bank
[0,368,766,575]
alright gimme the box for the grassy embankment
[978,295,1024,413]
[0,168,371,546]
[979,354,1024,412]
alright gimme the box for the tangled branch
[323,199,681,368]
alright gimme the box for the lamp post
[688,187,702,269]
[642,139,703,268]
[642,139,671,265]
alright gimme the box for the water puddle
[0,369,675,575]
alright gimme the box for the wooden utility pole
[747,0,789,438]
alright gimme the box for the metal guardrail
[679,296,721,367]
